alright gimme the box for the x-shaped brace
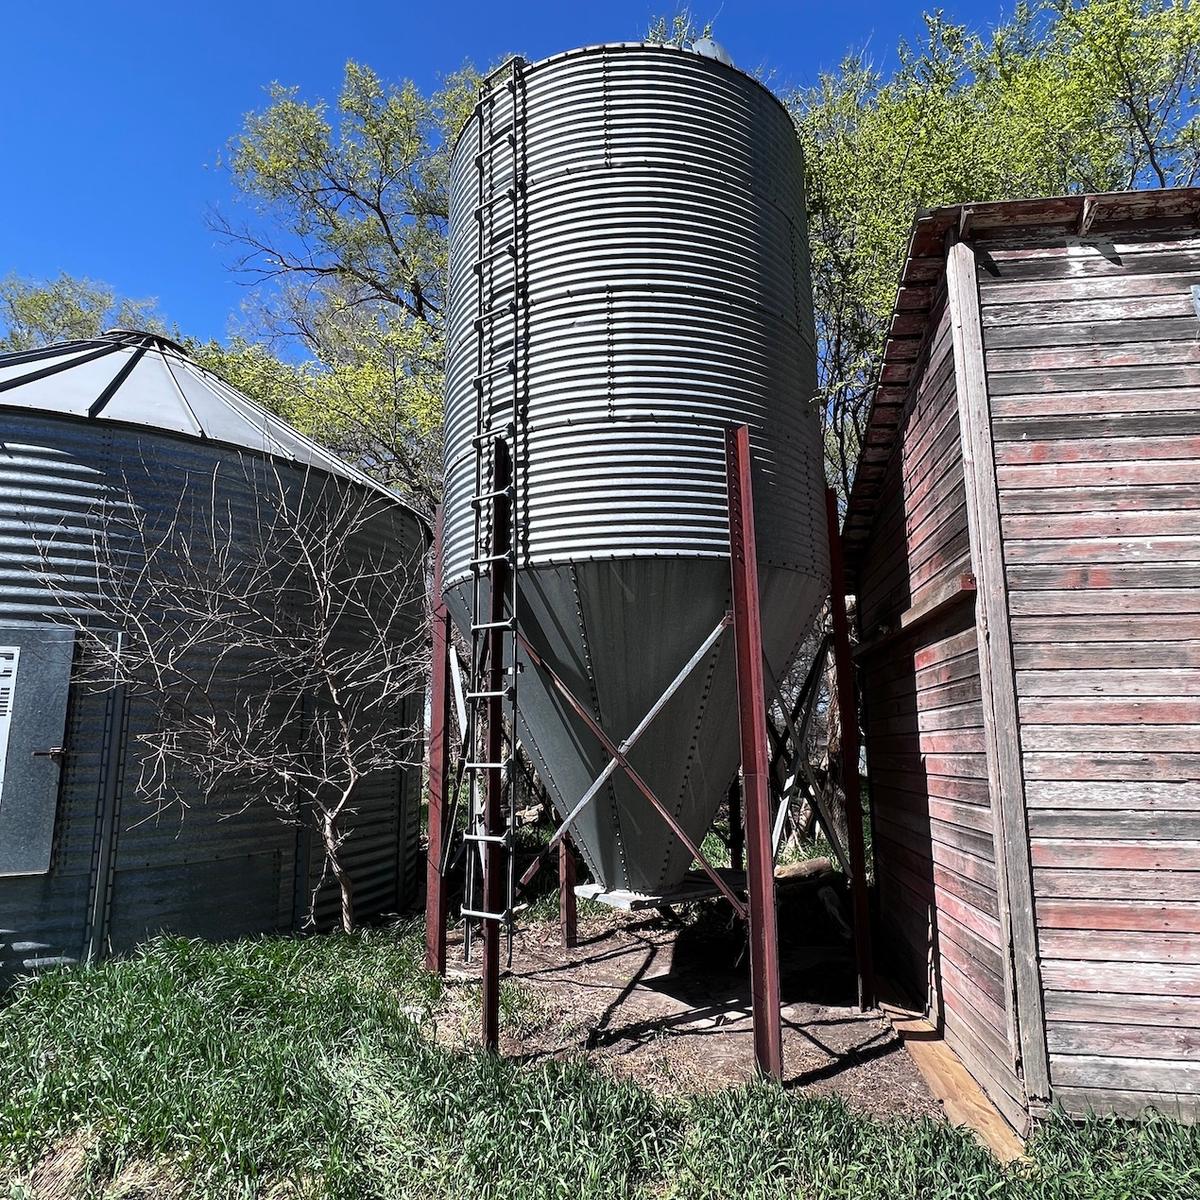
[516,619,748,920]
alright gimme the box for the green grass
[1,928,1198,1199]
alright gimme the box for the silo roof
[0,328,430,535]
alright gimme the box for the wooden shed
[843,188,1200,1133]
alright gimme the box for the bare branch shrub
[37,455,427,932]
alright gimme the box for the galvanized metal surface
[0,626,74,876]
[444,43,823,583]
[0,330,408,507]
[442,43,830,893]
[0,339,427,983]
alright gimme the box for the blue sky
[1,1,1006,345]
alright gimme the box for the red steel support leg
[482,445,513,1052]
[728,779,744,874]
[559,837,577,949]
[825,487,876,1011]
[725,424,784,1082]
[425,506,452,975]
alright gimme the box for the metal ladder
[462,57,527,967]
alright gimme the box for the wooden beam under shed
[879,985,1028,1164]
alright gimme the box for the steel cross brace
[544,614,730,848]
[516,630,749,920]
[763,658,851,874]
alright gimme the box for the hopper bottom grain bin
[442,42,830,895]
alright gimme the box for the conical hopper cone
[447,556,826,893]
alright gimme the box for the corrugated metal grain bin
[442,42,830,894]
[0,329,428,981]
[843,188,1200,1132]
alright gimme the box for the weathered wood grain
[992,387,1200,417]
[1040,960,1200,998]
[1050,1054,1200,1093]
[1035,898,1200,933]
[1011,615,1200,643]
[989,337,1200,372]
[1040,929,1200,964]
[1044,989,1200,1027]
[1007,562,1200,589]
[1029,808,1200,839]
[1051,1085,1200,1120]
[996,436,1200,466]
[1019,698,1199,726]
[1035,868,1200,901]
[1009,589,1200,616]
[1025,780,1200,809]
[1021,725,1200,753]
[1031,839,1200,870]
[1022,751,1200,781]
[1047,1022,1200,1059]
[985,315,1196,348]
[947,237,1046,1101]
[982,293,1193,327]
[997,458,1200,488]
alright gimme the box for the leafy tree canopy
[0,273,164,352]
[791,0,1200,492]
[204,61,482,513]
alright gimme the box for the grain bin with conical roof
[0,330,428,979]
[442,43,829,895]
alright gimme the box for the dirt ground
[441,886,941,1124]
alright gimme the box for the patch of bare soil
[440,883,941,1124]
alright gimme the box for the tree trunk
[321,812,355,933]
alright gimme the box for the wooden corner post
[725,424,784,1082]
[825,487,876,1010]
[425,505,452,975]
[945,235,1051,1105]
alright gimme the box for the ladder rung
[466,688,513,700]
[470,552,513,567]
[474,138,515,165]
[473,243,515,269]
[474,302,517,330]
[470,487,513,506]
[461,906,512,923]
[472,426,514,447]
[463,831,511,845]
[474,189,516,216]
[464,761,507,770]
[473,360,515,384]
[472,619,516,631]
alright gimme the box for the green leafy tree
[792,1,1200,495]
[0,273,163,351]
[210,62,481,513]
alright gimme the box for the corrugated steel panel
[0,376,427,980]
[444,43,823,583]
[442,43,830,892]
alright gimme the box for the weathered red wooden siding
[856,299,1028,1131]
[979,223,1200,1119]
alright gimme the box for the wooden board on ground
[879,979,1028,1164]
[576,858,836,911]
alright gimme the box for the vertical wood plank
[946,237,1052,1106]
